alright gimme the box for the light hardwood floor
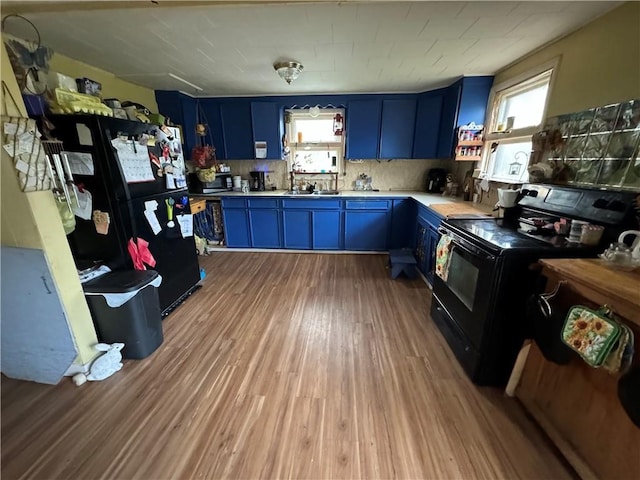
[1,252,572,479]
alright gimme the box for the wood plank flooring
[1,252,572,479]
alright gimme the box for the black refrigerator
[48,115,201,315]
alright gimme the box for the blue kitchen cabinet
[344,200,391,251]
[221,102,254,160]
[283,210,312,249]
[197,99,227,160]
[414,217,428,274]
[313,210,342,249]
[249,209,282,248]
[379,99,417,159]
[222,207,251,247]
[426,225,441,285]
[457,76,494,128]
[414,204,443,284]
[345,211,389,250]
[251,102,282,160]
[390,198,415,249]
[413,92,444,159]
[346,100,382,159]
[248,199,282,248]
[437,82,463,159]
[435,76,493,159]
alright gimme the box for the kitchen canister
[580,224,604,246]
[232,175,242,191]
[568,220,588,243]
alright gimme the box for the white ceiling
[6,1,619,96]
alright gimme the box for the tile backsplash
[220,158,455,192]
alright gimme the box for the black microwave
[188,172,232,193]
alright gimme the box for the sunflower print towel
[561,306,621,367]
[435,235,453,281]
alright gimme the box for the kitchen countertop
[190,190,494,216]
[539,258,640,327]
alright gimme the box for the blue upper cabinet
[156,76,492,163]
[379,99,417,159]
[221,102,254,160]
[437,80,463,159]
[413,91,444,159]
[434,76,493,159]
[251,102,282,160]
[457,76,494,127]
[197,99,227,160]
[346,100,381,159]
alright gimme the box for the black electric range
[431,184,639,386]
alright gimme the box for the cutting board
[428,203,492,218]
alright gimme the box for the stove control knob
[593,198,609,209]
[527,190,538,197]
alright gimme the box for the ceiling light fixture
[274,61,303,85]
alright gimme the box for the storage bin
[83,270,163,359]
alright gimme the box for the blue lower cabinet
[223,209,251,247]
[426,226,440,285]
[249,210,282,248]
[390,199,415,249]
[313,211,342,250]
[283,210,312,249]
[344,210,389,251]
[414,218,428,274]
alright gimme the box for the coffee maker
[249,171,266,191]
[426,168,447,193]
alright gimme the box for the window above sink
[286,108,344,174]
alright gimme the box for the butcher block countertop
[426,202,492,218]
[539,258,640,327]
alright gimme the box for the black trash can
[83,270,163,359]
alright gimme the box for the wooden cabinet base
[516,333,640,479]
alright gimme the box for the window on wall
[481,63,555,183]
[286,109,344,173]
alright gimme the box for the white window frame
[480,58,559,183]
[286,108,345,174]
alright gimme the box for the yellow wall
[49,53,158,111]
[494,2,640,117]
[1,42,99,366]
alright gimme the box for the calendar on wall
[111,138,154,183]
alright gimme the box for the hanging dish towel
[561,305,621,368]
[435,234,453,281]
[127,237,156,271]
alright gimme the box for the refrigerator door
[128,192,200,314]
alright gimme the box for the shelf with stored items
[455,124,484,161]
[289,171,339,193]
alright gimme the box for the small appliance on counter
[188,172,232,194]
[426,168,447,193]
[495,188,525,225]
[250,171,266,191]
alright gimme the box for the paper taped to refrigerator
[111,138,154,183]
[177,214,193,238]
[144,208,162,235]
[63,151,94,176]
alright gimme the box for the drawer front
[345,199,391,210]
[282,199,341,209]
[248,198,280,209]
[190,199,206,214]
[221,198,247,209]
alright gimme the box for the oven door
[432,227,499,349]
